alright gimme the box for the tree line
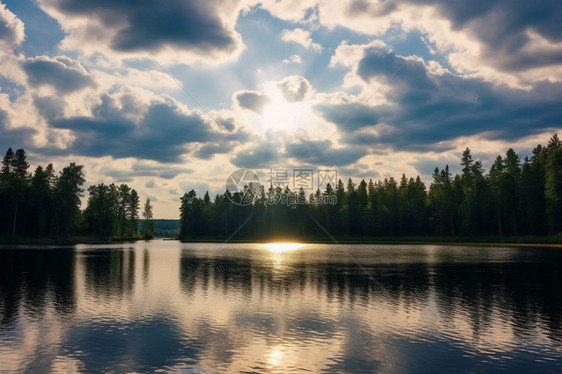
[0,148,155,239]
[179,134,562,240]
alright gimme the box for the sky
[1,0,561,218]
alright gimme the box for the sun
[251,83,312,133]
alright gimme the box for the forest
[179,134,562,241]
[1,133,561,243]
[0,148,155,240]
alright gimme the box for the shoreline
[2,236,561,249]
[178,238,562,248]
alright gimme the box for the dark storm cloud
[48,92,246,163]
[234,91,270,114]
[278,75,311,102]
[23,56,95,93]
[318,48,562,152]
[43,0,237,54]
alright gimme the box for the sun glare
[263,242,304,253]
[252,84,312,133]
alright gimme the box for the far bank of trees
[179,134,562,239]
[83,183,140,237]
[2,133,561,241]
[0,148,154,239]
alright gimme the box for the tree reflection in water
[1,243,561,372]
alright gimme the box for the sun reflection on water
[263,242,304,253]
[267,347,283,366]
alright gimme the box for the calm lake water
[1,241,561,373]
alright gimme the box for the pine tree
[143,198,155,238]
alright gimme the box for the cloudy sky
[1,0,561,218]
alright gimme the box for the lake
[1,241,561,373]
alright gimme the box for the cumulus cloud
[417,0,562,71]
[33,95,66,120]
[230,140,281,169]
[257,0,319,23]
[23,56,95,94]
[283,54,302,64]
[234,90,270,114]
[315,102,384,132]
[330,40,387,68]
[0,90,42,151]
[104,160,193,180]
[260,0,562,85]
[230,134,367,169]
[0,105,34,151]
[36,0,245,63]
[277,75,312,102]
[318,45,562,152]
[0,3,27,85]
[284,139,366,166]
[194,142,238,159]
[0,2,24,48]
[281,28,322,51]
[46,88,248,163]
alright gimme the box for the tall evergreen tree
[545,134,562,233]
[128,189,140,236]
[1,149,30,235]
[53,163,85,236]
[28,166,53,236]
[143,198,155,238]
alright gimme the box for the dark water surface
[1,241,561,373]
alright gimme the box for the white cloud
[262,0,562,88]
[281,28,322,51]
[283,54,302,64]
[0,2,25,48]
[330,40,386,68]
[256,0,318,23]
[0,3,26,85]
[277,75,312,102]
